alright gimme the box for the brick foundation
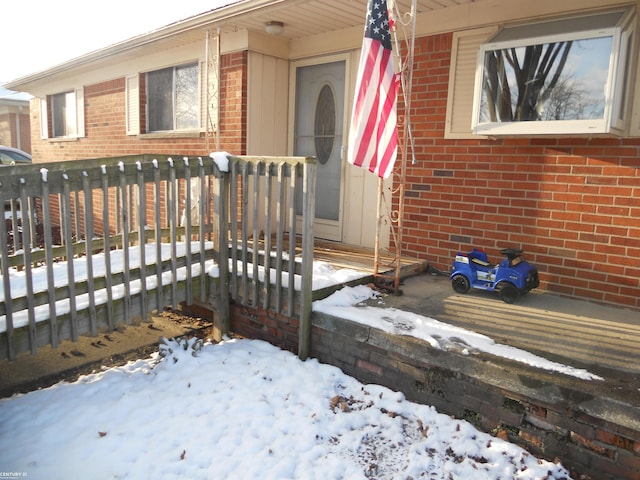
[309,312,640,480]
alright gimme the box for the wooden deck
[313,239,428,280]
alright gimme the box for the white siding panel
[247,52,288,155]
[75,87,85,138]
[445,27,497,139]
[40,98,48,140]
[125,75,139,136]
[246,52,289,234]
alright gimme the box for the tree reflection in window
[147,63,198,132]
[480,37,611,123]
[314,84,335,165]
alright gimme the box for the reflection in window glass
[147,68,173,131]
[175,64,199,130]
[147,63,198,132]
[480,36,612,124]
[51,91,77,137]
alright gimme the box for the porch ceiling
[149,0,475,52]
[208,0,475,40]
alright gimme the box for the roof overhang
[4,0,632,93]
[3,0,475,91]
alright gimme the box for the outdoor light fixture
[265,21,284,35]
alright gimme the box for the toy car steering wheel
[500,248,523,260]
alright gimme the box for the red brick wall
[220,51,248,155]
[401,33,640,309]
[229,303,299,353]
[29,52,248,162]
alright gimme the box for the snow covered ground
[0,338,571,480]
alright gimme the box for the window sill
[472,119,623,137]
[48,137,80,143]
[138,131,202,140]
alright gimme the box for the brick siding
[400,33,639,309]
[29,52,248,162]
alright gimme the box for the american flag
[347,0,399,179]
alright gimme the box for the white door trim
[289,53,351,242]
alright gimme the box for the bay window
[472,9,635,136]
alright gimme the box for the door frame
[288,53,352,242]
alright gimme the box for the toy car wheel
[499,283,519,304]
[451,274,470,294]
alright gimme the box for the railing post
[298,158,316,360]
[0,180,16,360]
[212,167,230,341]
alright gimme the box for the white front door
[293,60,346,241]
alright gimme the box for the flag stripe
[348,0,398,179]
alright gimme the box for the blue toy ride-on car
[450,248,540,303]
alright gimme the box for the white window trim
[471,10,635,137]
[41,87,85,140]
[144,62,201,134]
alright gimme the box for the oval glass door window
[314,84,335,165]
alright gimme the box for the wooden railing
[0,154,316,361]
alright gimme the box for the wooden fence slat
[101,166,115,331]
[183,158,193,306]
[213,163,230,338]
[82,171,98,336]
[298,160,316,360]
[241,161,249,305]
[252,162,261,308]
[198,158,207,302]
[275,163,285,314]
[0,180,16,360]
[62,173,79,341]
[41,172,59,348]
[287,165,297,316]
[19,179,37,354]
[9,200,19,253]
[119,162,132,325]
[153,160,164,313]
[136,162,148,320]
[230,161,238,301]
[168,159,178,308]
[263,163,273,311]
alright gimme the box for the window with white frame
[52,92,78,137]
[472,9,635,136]
[40,88,85,139]
[146,63,199,132]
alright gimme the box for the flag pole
[374,0,416,294]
